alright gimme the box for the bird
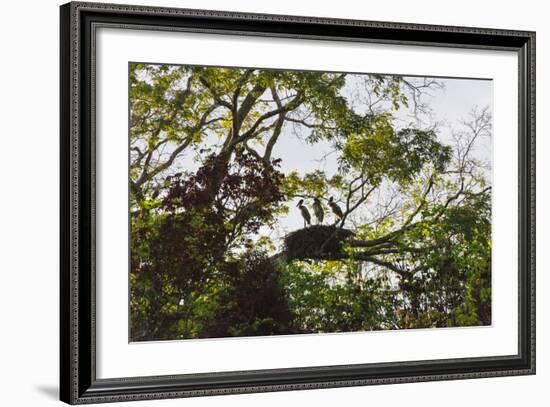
[296,199,311,227]
[328,196,344,220]
[312,197,324,224]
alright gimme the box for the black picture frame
[60,1,536,404]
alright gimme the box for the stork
[328,196,344,221]
[312,197,324,224]
[296,199,311,227]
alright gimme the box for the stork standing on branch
[312,197,324,225]
[328,196,344,222]
[296,199,311,228]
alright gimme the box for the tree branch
[198,75,233,110]
[236,91,304,145]
[263,87,286,163]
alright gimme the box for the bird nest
[284,225,354,261]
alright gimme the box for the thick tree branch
[263,87,286,163]
[236,91,304,145]
[235,82,267,130]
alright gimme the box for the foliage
[279,260,395,333]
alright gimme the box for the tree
[129,63,492,340]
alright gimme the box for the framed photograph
[60,1,535,404]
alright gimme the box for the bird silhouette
[328,196,344,220]
[297,199,311,227]
[312,197,324,224]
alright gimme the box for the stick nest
[284,225,354,261]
